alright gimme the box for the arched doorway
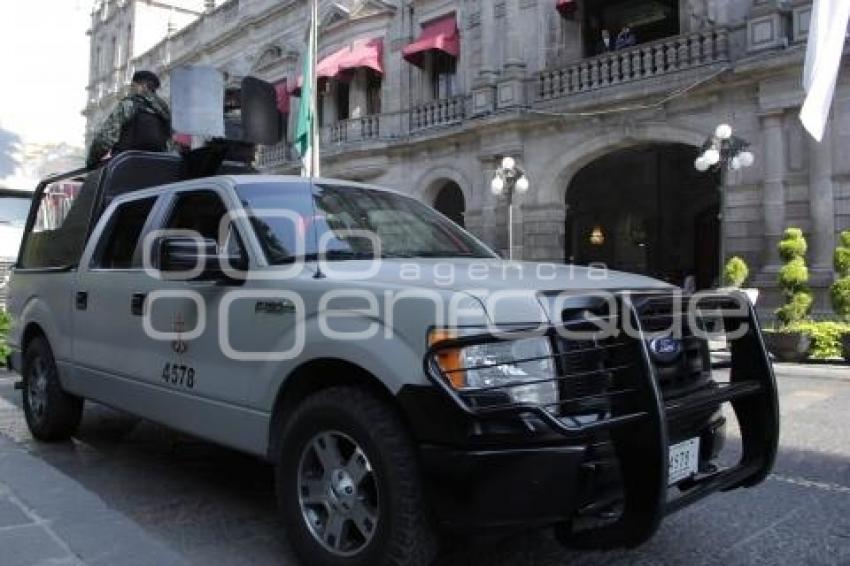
[565,143,720,289]
[433,181,466,227]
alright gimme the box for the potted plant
[764,228,813,362]
[830,230,850,360]
[723,256,759,305]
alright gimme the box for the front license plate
[668,437,700,485]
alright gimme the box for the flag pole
[310,0,321,177]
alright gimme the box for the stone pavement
[0,435,186,566]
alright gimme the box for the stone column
[496,0,527,110]
[503,0,524,71]
[809,121,836,273]
[759,110,787,271]
[472,0,499,115]
[477,0,498,82]
[522,202,567,262]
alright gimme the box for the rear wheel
[22,337,83,441]
[277,386,438,566]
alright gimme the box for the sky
[0,0,91,148]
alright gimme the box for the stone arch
[433,183,466,227]
[414,166,474,207]
[533,124,706,206]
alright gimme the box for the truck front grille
[632,295,713,399]
[425,291,752,440]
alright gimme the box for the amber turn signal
[427,329,466,390]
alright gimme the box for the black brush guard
[423,291,779,548]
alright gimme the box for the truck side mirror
[153,236,247,282]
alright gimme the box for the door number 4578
[162,363,195,389]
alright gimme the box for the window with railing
[366,70,382,115]
[583,0,679,58]
[335,81,350,121]
[430,51,457,100]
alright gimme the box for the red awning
[556,0,577,17]
[290,38,383,97]
[274,79,290,113]
[340,38,383,75]
[402,14,459,68]
[173,133,192,146]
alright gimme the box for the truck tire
[277,386,438,566]
[22,337,84,441]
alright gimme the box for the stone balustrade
[408,95,467,132]
[324,121,349,145]
[536,28,729,101]
[360,114,380,140]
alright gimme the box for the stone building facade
[84,0,850,316]
[83,0,227,145]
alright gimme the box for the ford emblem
[649,336,682,364]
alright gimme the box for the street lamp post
[491,156,530,260]
[694,124,755,286]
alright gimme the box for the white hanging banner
[800,0,850,142]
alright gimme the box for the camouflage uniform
[86,91,172,168]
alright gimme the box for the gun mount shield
[170,66,225,138]
[240,77,283,144]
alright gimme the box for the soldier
[86,70,172,168]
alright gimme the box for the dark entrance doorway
[433,182,465,227]
[565,143,720,289]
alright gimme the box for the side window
[164,190,234,251]
[94,197,157,269]
[19,176,93,269]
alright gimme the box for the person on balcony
[597,29,613,53]
[86,70,172,169]
[615,25,637,50]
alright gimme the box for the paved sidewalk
[771,361,850,380]
[0,436,186,566]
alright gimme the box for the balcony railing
[536,28,730,101]
[320,114,383,146]
[409,95,467,132]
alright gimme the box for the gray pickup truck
[5,152,779,566]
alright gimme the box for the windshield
[0,196,32,226]
[235,182,496,264]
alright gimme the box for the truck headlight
[428,329,559,410]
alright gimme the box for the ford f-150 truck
[4,152,779,566]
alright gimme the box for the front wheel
[277,387,438,566]
[22,337,83,441]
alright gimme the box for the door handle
[131,293,146,316]
[75,291,88,311]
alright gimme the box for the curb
[0,436,188,566]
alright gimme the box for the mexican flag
[800,0,850,141]
[295,0,319,176]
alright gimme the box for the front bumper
[417,291,779,547]
[420,443,587,530]
[418,410,727,532]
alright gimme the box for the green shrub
[0,309,10,362]
[831,231,850,320]
[835,254,850,280]
[724,256,749,288]
[776,291,813,327]
[778,257,808,289]
[778,228,807,262]
[784,320,850,359]
[831,277,850,320]
[776,228,811,328]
